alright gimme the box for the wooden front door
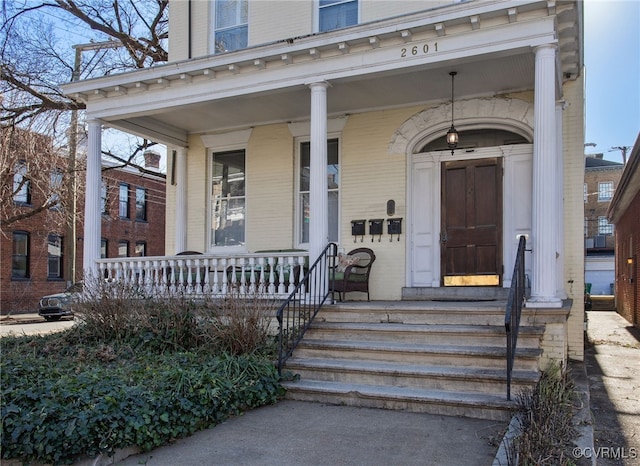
[441,157,503,286]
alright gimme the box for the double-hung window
[598,181,613,201]
[13,162,31,204]
[101,179,108,215]
[298,139,340,245]
[214,0,248,53]
[319,0,358,32]
[118,241,129,258]
[119,184,129,218]
[211,149,245,248]
[598,217,614,235]
[47,234,63,279]
[49,169,63,210]
[12,232,29,279]
[135,187,147,221]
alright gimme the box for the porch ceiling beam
[71,16,558,121]
[107,117,188,147]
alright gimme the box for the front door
[441,157,503,286]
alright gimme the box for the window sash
[598,217,614,235]
[135,242,146,257]
[214,0,248,53]
[12,232,29,278]
[118,241,129,258]
[119,184,129,218]
[101,179,108,214]
[13,163,30,204]
[298,139,340,244]
[319,0,358,32]
[211,150,246,248]
[135,187,147,221]
[598,182,613,201]
[47,234,63,278]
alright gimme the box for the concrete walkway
[115,400,506,466]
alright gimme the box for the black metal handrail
[505,235,527,401]
[276,242,337,376]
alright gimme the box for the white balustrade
[95,251,309,299]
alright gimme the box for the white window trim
[314,0,360,33]
[203,129,253,253]
[210,0,248,55]
[294,133,341,250]
[598,181,613,202]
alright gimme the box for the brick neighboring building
[1,137,166,314]
[584,154,624,295]
[608,134,640,328]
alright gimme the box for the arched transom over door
[393,97,534,289]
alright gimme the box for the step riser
[306,328,543,348]
[317,311,545,327]
[293,346,540,371]
[284,387,513,421]
[286,365,536,395]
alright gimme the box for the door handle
[441,232,448,244]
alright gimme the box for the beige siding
[168,1,189,62]
[246,124,296,250]
[249,2,311,46]
[562,75,586,361]
[340,107,419,300]
[361,0,450,23]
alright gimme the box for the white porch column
[174,147,188,254]
[555,101,567,299]
[529,44,562,308]
[308,82,329,262]
[83,119,102,280]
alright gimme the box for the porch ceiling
[118,52,534,138]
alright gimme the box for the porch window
[119,184,129,218]
[211,149,245,248]
[135,187,147,221]
[12,231,30,279]
[214,0,248,53]
[47,234,63,279]
[13,162,30,204]
[598,182,613,201]
[298,139,339,245]
[319,0,358,32]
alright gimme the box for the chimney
[144,150,161,169]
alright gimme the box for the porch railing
[505,235,527,401]
[276,243,337,376]
[96,251,308,299]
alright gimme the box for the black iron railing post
[277,243,338,376]
[505,236,526,400]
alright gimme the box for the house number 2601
[400,42,438,57]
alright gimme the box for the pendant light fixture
[446,71,459,155]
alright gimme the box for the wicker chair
[330,247,376,301]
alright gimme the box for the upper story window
[119,183,129,218]
[101,179,108,214]
[12,231,29,279]
[298,138,340,245]
[118,241,129,258]
[598,181,613,201]
[135,187,147,221]
[598,216,614,235]
[13,162,31,204]
[319,0,358,32]
[211,149,246,248]
[214,0,248,53]
[47,234,63,279]
[49,169,63,210]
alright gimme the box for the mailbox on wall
[351,219,366,242]
[369,219,384,242]
[387,218,402,241]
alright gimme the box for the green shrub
[1,338,284,465]
[1,281,284,465]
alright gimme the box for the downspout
[188,0,192,59]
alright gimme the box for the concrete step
[307,321,545,348]
[294,339,542,371]
[284,357,539,395]
[402,286,510,301]
[282,379,515,421]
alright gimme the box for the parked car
[38,283,82,321]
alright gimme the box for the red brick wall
[1,166,165,314]
[584,166,623,249]
[614,190,640,328]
